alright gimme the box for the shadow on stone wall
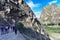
[18,27,50,40]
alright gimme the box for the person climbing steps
[12,23,17,35]
[5,26,9,34]
[0,24,18,35]
[1,25,5,35]
[15,27,17,35]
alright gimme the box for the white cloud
[26,1,40,8]
[26,0,41,18]
[49,0,57,5]
[34,12,41,18]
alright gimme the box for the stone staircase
[0,29,26,40]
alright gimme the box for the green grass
[45,26,60,34]
[56,38,60,40]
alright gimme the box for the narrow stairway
[0,29,26,40]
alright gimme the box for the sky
[24,0,60,18]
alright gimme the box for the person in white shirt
[5,26,9,33]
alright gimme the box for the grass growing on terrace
[45,26,60,34]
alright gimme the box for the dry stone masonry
[0,0,50,40]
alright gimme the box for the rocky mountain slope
[0,0,50,40]
[40,4,60,24]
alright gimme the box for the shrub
[58,23,60,25]
[17,22,24,30]
[47,23,55,26]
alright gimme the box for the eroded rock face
[0,0,50,40]
[40,4,60,24]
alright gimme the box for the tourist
[5,26,9,33]
[15,27,17,34]
[12,23,17,34]
[12,23,15,31]
[9,25,12,32]
[13,23,18,34]
[1,25,4,35]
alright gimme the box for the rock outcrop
[40,4,60,24]
[0,0,50,40]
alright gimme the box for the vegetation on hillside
[58,23,60,25]
[47,23,55,26]
[43,22,60,26]
[17,22,24,31]
[45,26,60,34]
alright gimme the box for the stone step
[0,29,26,40]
